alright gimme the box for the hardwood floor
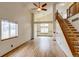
[4,37,66,57]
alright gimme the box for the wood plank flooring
[4,37,66,57]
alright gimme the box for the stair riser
[68,35,79,37]
[73,32,79,34]
[64,29,76,31]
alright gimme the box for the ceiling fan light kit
[37,8,41,11]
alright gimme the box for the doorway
[34,22,53,38]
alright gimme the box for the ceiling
[26,2,56,12]
[25,2,57,19]
[0,2,59,19]
[0,2,73,19]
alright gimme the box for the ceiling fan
[33,2,47,11]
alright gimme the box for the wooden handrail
[67,2,79,18]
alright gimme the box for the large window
[1,20,18,40]
[1,21,9,39]
[40,23,49,33]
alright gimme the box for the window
[15,23,18,36]
[40,23,49,33]
[1,21,9,39]
[10,23,17,37]
[1,20,18,40]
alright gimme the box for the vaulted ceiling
[0,2,70,19]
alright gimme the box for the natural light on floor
[38,37,51,51]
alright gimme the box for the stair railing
[55,11,77,56]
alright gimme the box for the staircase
[56,12,79,57]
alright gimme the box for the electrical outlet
[11,45,13,47]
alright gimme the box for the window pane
[44,27,48,33]
[41,28,45,33]
[40,23,48,27]
[10,23,16,37]
[15,24,18,36]
[40,24,44,27]
[44,24,48,26]
[1,21,9,39]
[10,23,18,37]
[40,23,49,33]
[1,20,18,40]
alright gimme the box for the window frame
[1,20,18,41]
[40,23,49,33]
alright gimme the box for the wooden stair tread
[68,35,79,37]
[73,32,79,34]
[75,49,79,52]
[69,37,79,41]
[69,27,74,28]
[67,23,71,25]
[71,29,77,31]
[71,43,79,46]
[68,34,79,35]
[71,41,79,43]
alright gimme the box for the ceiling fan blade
[38,2,40,7]
[33,3,38,7]
[42,3,47,7]
[32,8,37,10]
[42,9,47,11]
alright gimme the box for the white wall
[68,13,79,32]
[34,13,53,22]
[0,3,32,56]
[55,20,73,57]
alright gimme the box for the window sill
[1,36,18,41]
